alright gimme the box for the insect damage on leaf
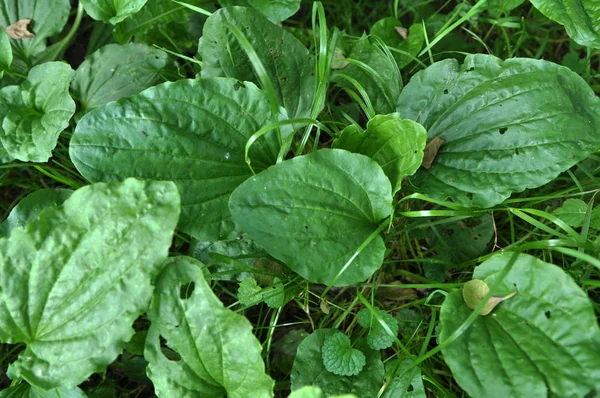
[4,19,35,39]
[462,279,517,316]
[422,137,445,169]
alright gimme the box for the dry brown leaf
[422,136,445,169]
[4,19,35,39]
[394,26,408,40]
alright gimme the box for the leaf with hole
[398,54,600,207]
[440,252,600,397]
[70,77,286,241]
[381,358,426,398]
[229,149,393,286]
[145,256,275,398]
[0,178,180,389]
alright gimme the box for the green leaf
[334,36,402,115]
[0,30,12,78]
[145,256,275,398]
[192,234,258,281]
[427,215,494,263]
[529,0,600,48]
[554,198,588,227]
[70,77,284,241]
[398,54,600,207]
[199,6,315,119]
[229,149,392,286]
[381,358,426,398]
[356,307,399,350]
[322,332,366,376]
[81,0,148,24]
[0,178,180,389]
[0,62,75,162]
[0,0,71,62]
[263,277,285,308]
[370,19,424,68]
[0,383,86,398]
[289,386,356,398]
[0,188,72,238]
[333,113,427,194]
[71,43,168,114]
[238,276,264,306]
[440,252,600,397]
[487,0,526,17]
[291,329,384,396]
[218,0,300,23]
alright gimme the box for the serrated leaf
[356,307,399,350]
[0,62,75,162]
[0,188,72,238]
[229,149,392,286]
[0,178,180,389]
[264,277,285,308]
[0,1,70,63]
[71,43,168,114]
[370,19,424,68]
[322,332,366,377]
[218,0,300,23]
[145,256,275,398]
[291,329,384,396]
[289,386,356,398]
[334,36,402,115]
[238,277,264,306]
[81,0,148,24]
[0,30,12,78]
[70,77,285,241]
[554,198,588,227]
[199,6,315,119]
[398,54,600,207]
[529,0,600,48]
[440,252,600,397]
[333,113,427,194]
[0,383,86,398]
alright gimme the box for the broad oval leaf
[71,43,168,114]
[0,178,180,389]
[199,6,315,119]
[81,0,148,24]
[70,77,284,241]
[145,256,275,398]
[398,54,600,207]
[0,188,72,238]
[229,149,392,286]
[529,0,600,48]
[333,113,427,194]
[0,383,86,398]
[0,30,11,78]
[0,62,75,162]
[291,329,384,396]
[440,252,600,397]
[0,0,70,62]
[218,0,300,23]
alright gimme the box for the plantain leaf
[81,0,148,24]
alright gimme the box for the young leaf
[0,383,86,397]
[81,0,148,24]
[0,0,70,62]
[145,256,275,398]
[370,18,424,68]
[322,332,366,377]
[554,198,588,227]
[0,188,72,238]
[229,149,393,286]
[529,0,600,48]
[264,277,285,308]
[381,358,426,398]
[238,276,264,306]
[0,30,12,78]
[356,307,399,350]
[70,77,285,241]
[199,6,315,119]
[71,43,168,114]
[291,329,384,396]
[289,386,356,398]
[0,178,180,389]
[440,252,600,397]
[398,54,600,207]
[0,62,75,162]
[333,113,427,194]
[218,0,300,23]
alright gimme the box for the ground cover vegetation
[0,0,599,396]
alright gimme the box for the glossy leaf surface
[229,149,392,286]
[199,6,315,119]
[81,0,148,24]
[398,54,600,207]
[71,43,168,113]
[440,252,600,397]
[145,256,274,398]
[0,62,75,162]
[0,179,180,389]
[70,77,283,241]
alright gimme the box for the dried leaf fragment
[422,136,445,169]
[4,19,35,39]
[462,279,517,316]
[394,26,408,40]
